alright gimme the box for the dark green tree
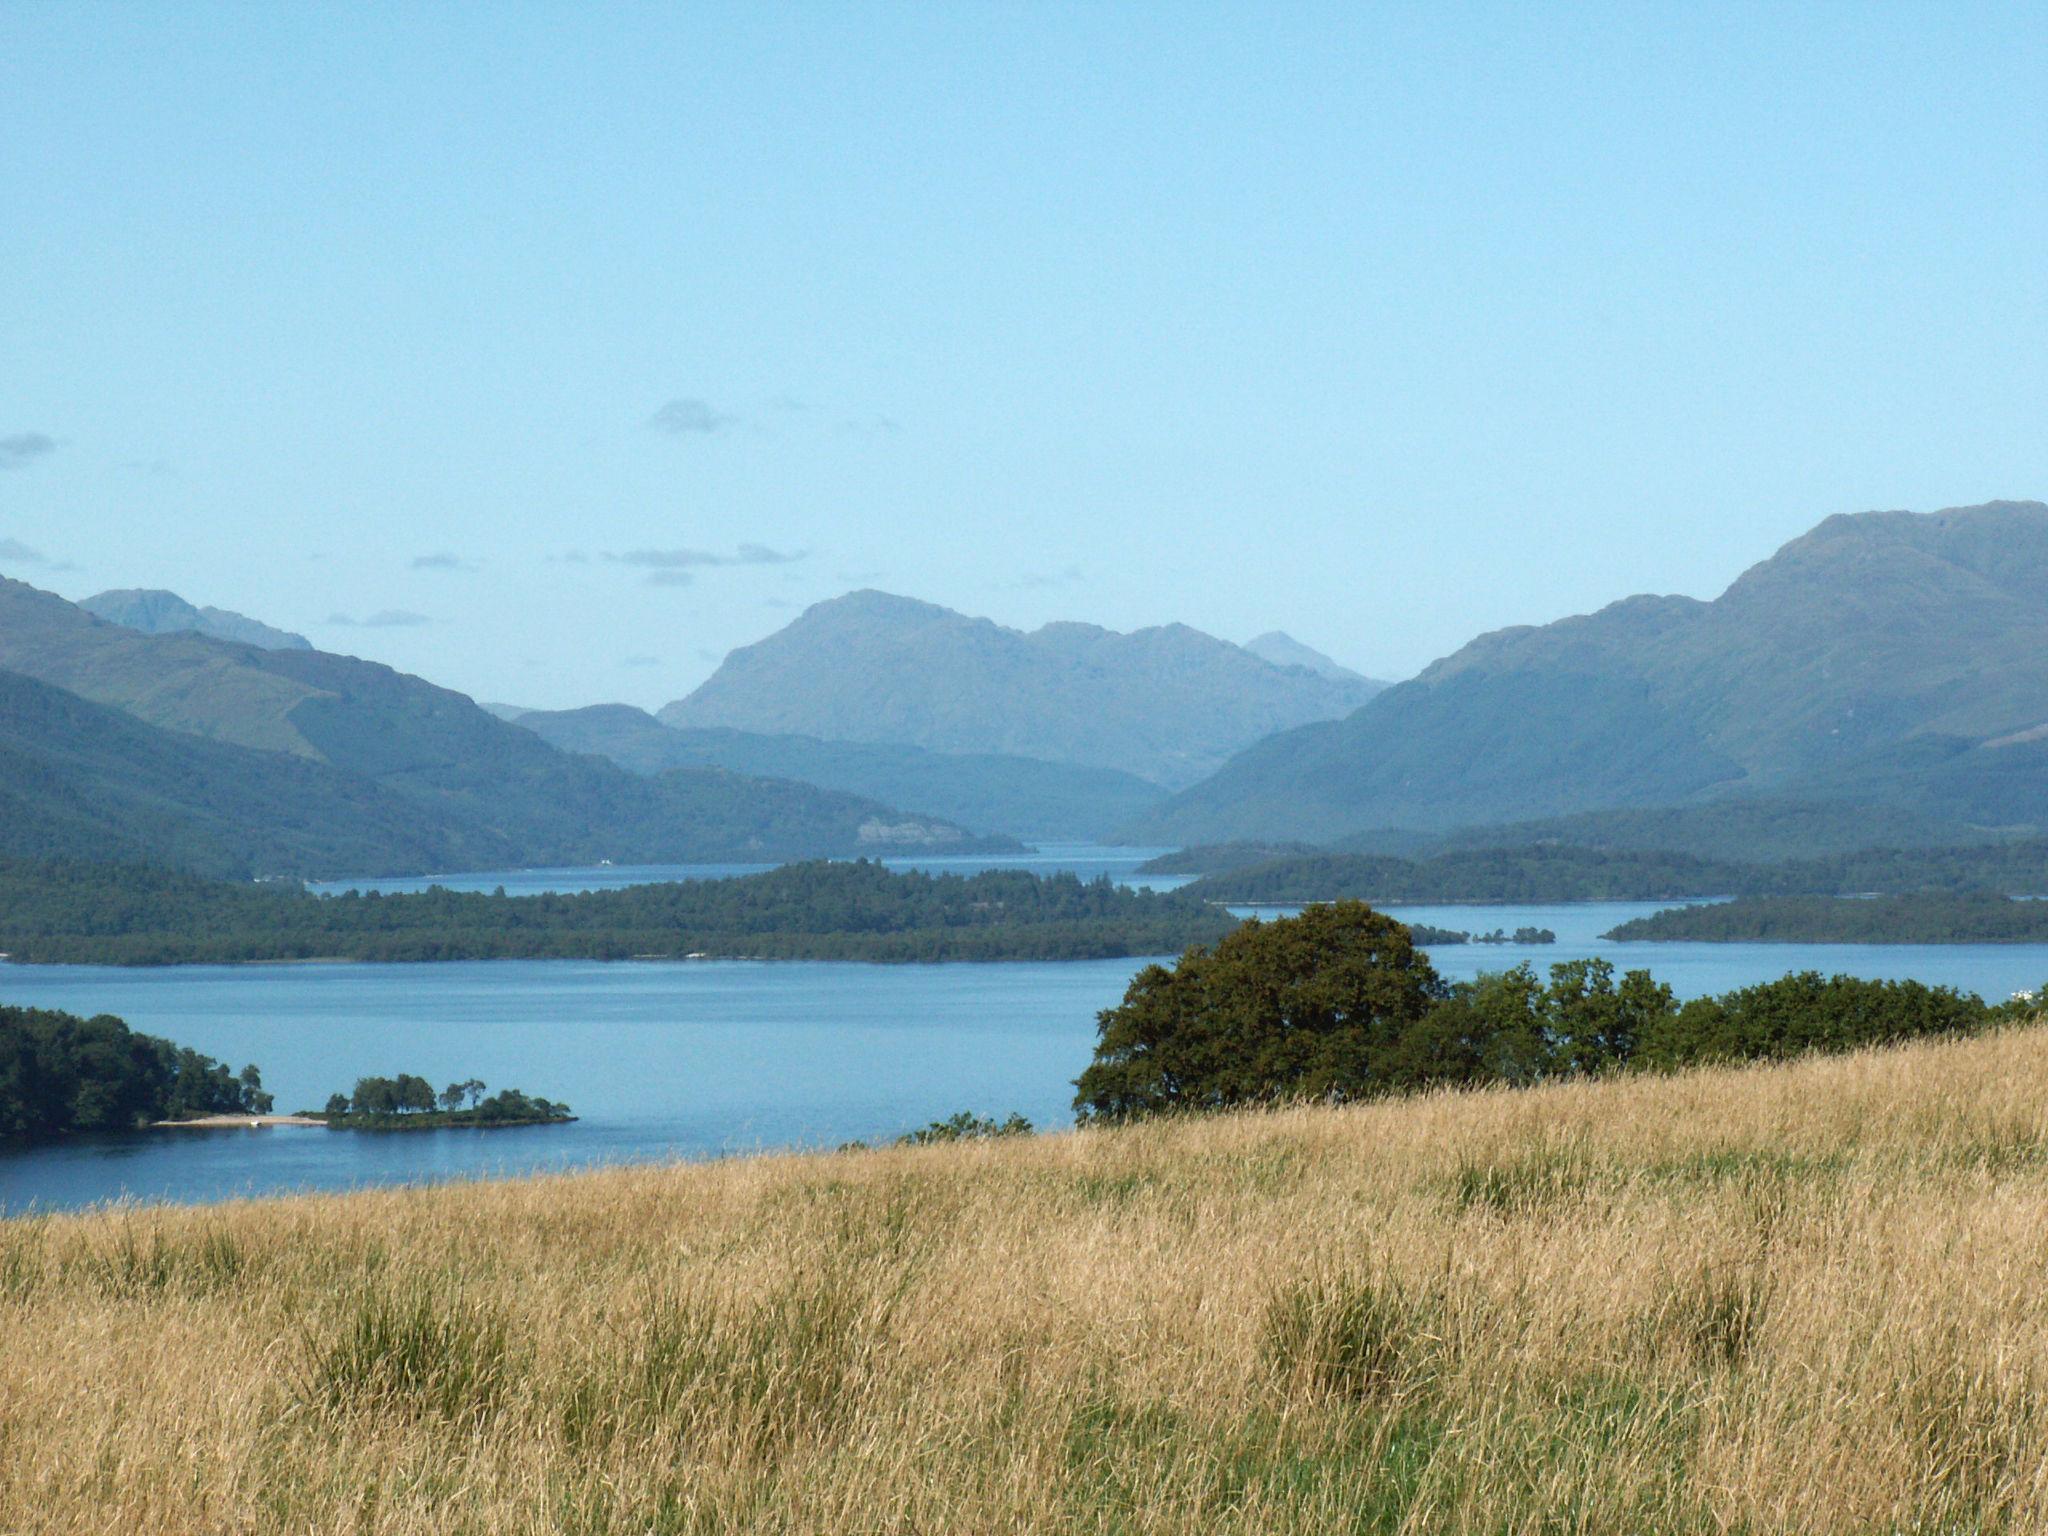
[351,1076,396,1115]
[394,1074,435,1114]
[238,1064,274,1114]
[1074,901,1446,1119]
[1541,958,1675,1075]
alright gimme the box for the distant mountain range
[0,580,1009,876]
[1129,501,2048,845]
[20,501,2048,877]
[659,590,1383,789]
[513,705,1169,840]
[79,588,312,650]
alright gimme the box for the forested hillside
[0,667,489,876]
[0,579,1006,872]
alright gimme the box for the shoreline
[150,1113,326,1129]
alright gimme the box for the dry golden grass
[8,1027,2048,1533]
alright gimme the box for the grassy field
[7,1031,2048,1532]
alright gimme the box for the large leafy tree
[1074,901,1447,1119]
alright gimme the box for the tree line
[0,857,1237,966]
[1605,892,2048,944]
[0,1004,272,1142]
[1176,839,2048,905]
[1074,901,2026,1118]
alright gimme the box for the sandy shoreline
[150,1114,326,1129]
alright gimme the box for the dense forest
[0,857,1239,965]
[1177,839,2048,905]
[0,1004,272,1142]
[1605,893,2048,945]
[1073,901,2018,1118]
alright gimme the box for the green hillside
[0,666,491,877]
[1131,502,2048,844]
[515,705,1169,839]
[0,579,1009,871]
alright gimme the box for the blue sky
[2,3,2042,708]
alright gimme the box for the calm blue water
[9,875,2048,1216]
[0,956,1147,1216]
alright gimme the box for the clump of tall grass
[1262,1269,1443,1404]
[562,1272,885,1461]
[303,1282,514,1426]
[55,1215,253,1299]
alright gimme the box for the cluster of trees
[1605,893,2048,944]
[1177,839,2048,906]
[323,1075,569,1126]
[895,1111,1034,1146]
[0,857,1237,966]
[0,1004,271,1141]
[1073,901,2021,1119]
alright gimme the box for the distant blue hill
[660,590,1384,790]
[1129,501,2048,847]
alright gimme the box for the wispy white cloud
[644,398,731,436]
[0,537,76,572]
[0,433,57,469]
[606,544,807,587]
[326,609,432,628]
[607,544,805,570]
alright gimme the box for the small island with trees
[1603,893,2048,944]
[1168,839,2048,906]
[1404,922,1556,946]
[317,1075,573,1129]
[0,856,1237,966]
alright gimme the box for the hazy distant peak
[822,589,963,623]
[663,588,1383,788]
[1244,631,1373,685]
[80,588,312,651]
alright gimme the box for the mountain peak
[663,591,1383,788]
[1243,631,1373,685]
[80,588,312,651]
[1134,498,2048,844]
